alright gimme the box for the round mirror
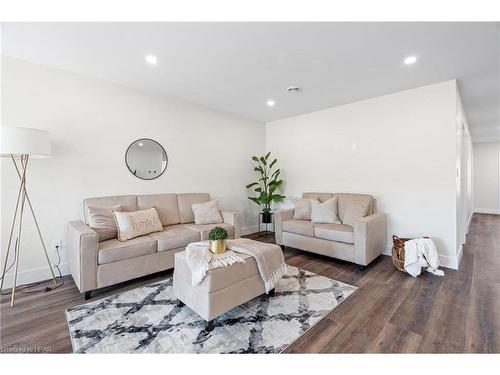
[125,138,168,180]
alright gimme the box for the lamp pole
[0,154,57,307]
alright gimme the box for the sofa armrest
[67,221,99,293]
[221,211,241,238]
[274,209,294,245]
[353,213,386,266]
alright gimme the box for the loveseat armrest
[353,213,386,266]
[274,209,294,245]
[221,211,241,238]
[67,221,99,293]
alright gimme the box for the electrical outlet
[52,239,62,250]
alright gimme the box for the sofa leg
[357,265,367,271]
[268,288,275,297]
[84,291,92,300]
[280,245,286,251]
[176,299,184,308]
[205,319,215,332]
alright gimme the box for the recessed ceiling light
[404,56,417,65]
[145,54,158,66]
[266,100,275,107]
[138,142,144,146]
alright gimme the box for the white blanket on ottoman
[186,238,287,293]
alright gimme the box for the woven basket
[392,235,429,272]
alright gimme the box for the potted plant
[208,226,229,254]
[246,152,286,223]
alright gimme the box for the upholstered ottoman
[173,244,280,331]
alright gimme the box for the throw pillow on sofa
[311,197,341,224]
[342,199,371,226]
[87,204,122,242]
[192,200,223,225]
[293,198,319,220]
[112,208,163,241]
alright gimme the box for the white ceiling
[2,22,499,141]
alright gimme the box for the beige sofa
[275,193,385,267]
[67,193,240,299]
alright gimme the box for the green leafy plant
[245,152,285,214]
[208,227,228,241]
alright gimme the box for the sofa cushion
[293,198,319,220]
[185,223,235,240]
[282,220,315,237]
[177,193,210,223]
[336,193,373,226]
[148,224,201,252]
[83,195,137,224]
[314,223,354,244]
[192,200,223,225]
[174,251,258,293]
[137,194,180,226]
[98,236,157,265]
[311,197,341,224]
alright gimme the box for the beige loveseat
[67,193,240,299]
[275,193,385,267]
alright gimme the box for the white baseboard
[474,208,500,215]
[1,263,70,290]
[382,245,458,270]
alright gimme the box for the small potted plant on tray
[208,226,228,254]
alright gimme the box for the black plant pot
[261,212,273,224]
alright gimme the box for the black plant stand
[258,212,275,237]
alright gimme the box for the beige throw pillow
[87,205,122,242]
[311,197,341,224]
[342,200,371,226]
[192,200,223,225]
[113,208,163,241]
[293,198,319,220]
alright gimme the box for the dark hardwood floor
[1,213,499,353]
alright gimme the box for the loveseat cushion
[137,194,180,226]
[336,193,373,226]
[98,236,157,264]
[314,223,354,244]
[282,220,315,237]
[148,224,201,252]
[185,223,235,240]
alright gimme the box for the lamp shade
[0,126,51,158]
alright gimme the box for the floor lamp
[0,126,57,307]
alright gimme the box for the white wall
[266,80,460,268]
[1,57,265,288]
[455,89,473,262]
[473,141,500,213]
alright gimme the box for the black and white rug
[66,265,357,353]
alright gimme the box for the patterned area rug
[66,265,357,353]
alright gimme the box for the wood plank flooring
[1,213,499,353]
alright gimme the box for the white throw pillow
[311,197,341,224]
[192,200,223,225]
[293,198,319,220]
[87,205,122,242]
[113,208,163,241]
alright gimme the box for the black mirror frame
[125,138,168,180]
